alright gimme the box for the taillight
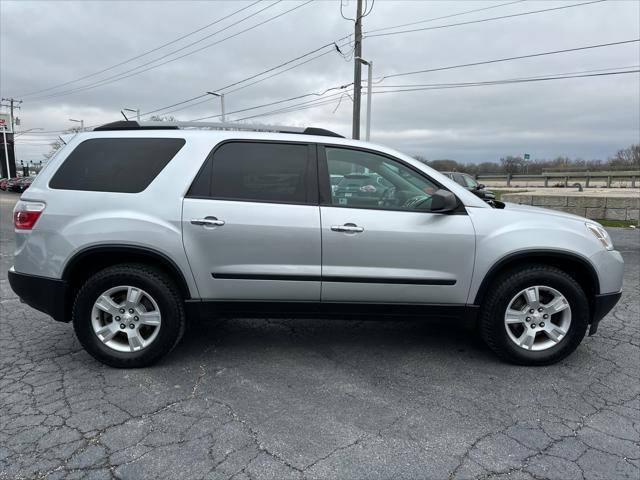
[13,201,45,230]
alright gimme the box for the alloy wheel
[504,285,572,351]
[90,285,162,353]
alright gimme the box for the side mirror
[477,183,485,189]
[430,189,458,213]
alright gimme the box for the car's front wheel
[72,264,186,368]
[479,264,589,365]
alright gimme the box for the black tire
[479,264,589,366]
[72,264,186,368]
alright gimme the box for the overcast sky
[1,0,639,163]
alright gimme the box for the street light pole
[356,58,373,141]
[206,92,226,122]
[123,108,140,121]
[2,126,10,179]
[69,118,84,132]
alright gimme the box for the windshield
[462,174,478,189]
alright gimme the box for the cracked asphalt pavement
[1,191,638,479]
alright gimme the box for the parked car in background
[14,176,35,193]
[442,171,496,202]
[5,177,20,192]
[333,173,392,208]
[330,174,343,193]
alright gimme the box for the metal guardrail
[475,171,639,188]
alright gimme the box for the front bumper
[8,267,69,322]
[589,291,622,335]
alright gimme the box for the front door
[182,141,321,301]
[319,146,476,304]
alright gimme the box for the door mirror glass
[429,189,458,213]
[477,183,485,190]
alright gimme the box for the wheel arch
[63,245,193,304]
[473,250,599,309]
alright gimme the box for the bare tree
[43,128,79,160]
[426,159,459,172]
[500,156,523,174]
[611,144,640,168]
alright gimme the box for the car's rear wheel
[72,264,186,368]
[479,264,589,365]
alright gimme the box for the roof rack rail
[93,120,344,138]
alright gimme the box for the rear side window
[188,141,314,204]
[49,138,185,193]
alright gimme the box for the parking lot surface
[1,191,639,480]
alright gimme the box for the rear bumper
[8,267,69,322]
[589,291,622,335]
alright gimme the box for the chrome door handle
[331,224,364,233]
[191,217,225,227]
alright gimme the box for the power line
[213,38,348,93]
[13,130,67,135]
[139,40,338,116]
[372,69,640,94]
[23,0,285,101]
[378,39,640,81]
[33,39,640,132]
[223,41,350,94]
[188,83,353,122]
[24,1,314,102]
[140,94,209,117]
[140,37,352,118]
[43,39,640,131]
[15,0,263,98]
[366,0,525,34]
[233,68,639,121]
[16,65,638,136]
[372,64,640,88]
[233,89,355,122]
[235,97,348,122]
[365,0,606,38]
[244,66,640,120]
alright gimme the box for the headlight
[586,223,614,250]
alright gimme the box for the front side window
[50,138,185,193]
[188,141,312,204]
[324,147,439,211]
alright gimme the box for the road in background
[1,191,638,479]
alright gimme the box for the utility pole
[1,125,10,179]
[351,0,363,140]
[1,98,21,178]
[1,98,22,131]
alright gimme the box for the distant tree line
[415,144,639,175]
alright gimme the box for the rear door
[318,146,476,305]
[182,140,321,301]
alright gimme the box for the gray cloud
[1,0,639,163]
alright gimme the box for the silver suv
[8,121,624,368]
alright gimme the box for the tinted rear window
[49,138,185,193]
[188,141,313,204]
